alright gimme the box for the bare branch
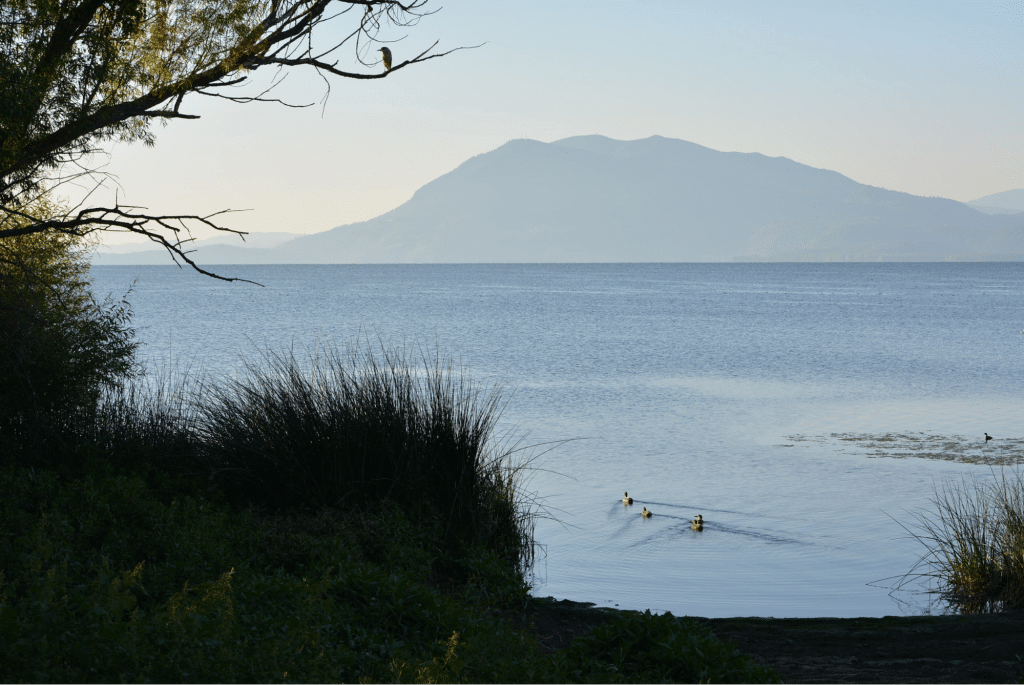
[1,0,480,281]
[1,204,261,285]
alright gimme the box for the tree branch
[0,204,262,285]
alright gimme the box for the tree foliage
[0,0,461,276]
[0,194,138,454]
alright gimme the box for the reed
[902,467,1024,613]
[194,341,535,570]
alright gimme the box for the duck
[985,432,993,443]
[622,492,634,504]
[691,514,704,531]
[641,507,652,518]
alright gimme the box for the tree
[0,193,138,453]
[0,0,465,279]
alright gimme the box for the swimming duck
[622,492,634,504]
[691,514,704,531]
[641,507,652,518]
[985,432,993,443]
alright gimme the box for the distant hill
[966,189,1024,216]
[92,136,1024,264]
[92,231,301,263]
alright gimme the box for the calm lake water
[90,262,1024,618]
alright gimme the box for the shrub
[0,195,137,464]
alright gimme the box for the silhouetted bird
[985,432,993,443]
[379,47,392,71]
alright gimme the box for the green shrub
[0,196,138,465]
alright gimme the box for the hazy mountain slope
[92,232,300,264]
[92,136,1024,264]
[967,189,1024,215]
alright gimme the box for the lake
[90,262,1024,618]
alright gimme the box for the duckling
[622,491,634,505]
[641,507,652,518]
[691,514,704,531]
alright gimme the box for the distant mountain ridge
[966,188,1024,215]
[92,135,1024,264]
[94,231,300,259]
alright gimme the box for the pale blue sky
[93,0,1024,244]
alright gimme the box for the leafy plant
[0,195,138,464]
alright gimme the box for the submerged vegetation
[785,432,1024,466]
[0,306,778,681]
[900,468,1024,614]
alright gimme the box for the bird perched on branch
[378,47,392,71]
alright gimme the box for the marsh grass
[194,341,535,571]
[898,467,1024,613]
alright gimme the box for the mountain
[91,135,1024,264]
[966,189,1024,216]
[92,231,301,262]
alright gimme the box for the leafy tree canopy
[0,0,460,278]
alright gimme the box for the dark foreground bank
[0,341,780,682]
[0,461,783,683]
[525,597,1024,684]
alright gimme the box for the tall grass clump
[196,341,535,570]
[902,467,1024,613]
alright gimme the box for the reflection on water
[90,262,1024,617]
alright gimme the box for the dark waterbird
[985,432,993,444]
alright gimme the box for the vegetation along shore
[3,221,1024,683]
[0,226,776,682]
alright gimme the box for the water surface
[91,262,1024,617]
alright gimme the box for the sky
[84,0,1024,245]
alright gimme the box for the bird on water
[622,492,633,504]
[985,432,993,444]
[691,514,704,531]
[641,507,652,518]
[378,47,392,71]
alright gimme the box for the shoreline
[525,596,1024,683]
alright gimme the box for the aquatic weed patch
[784,431,1024,465]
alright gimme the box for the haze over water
[92,262,1024,617]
